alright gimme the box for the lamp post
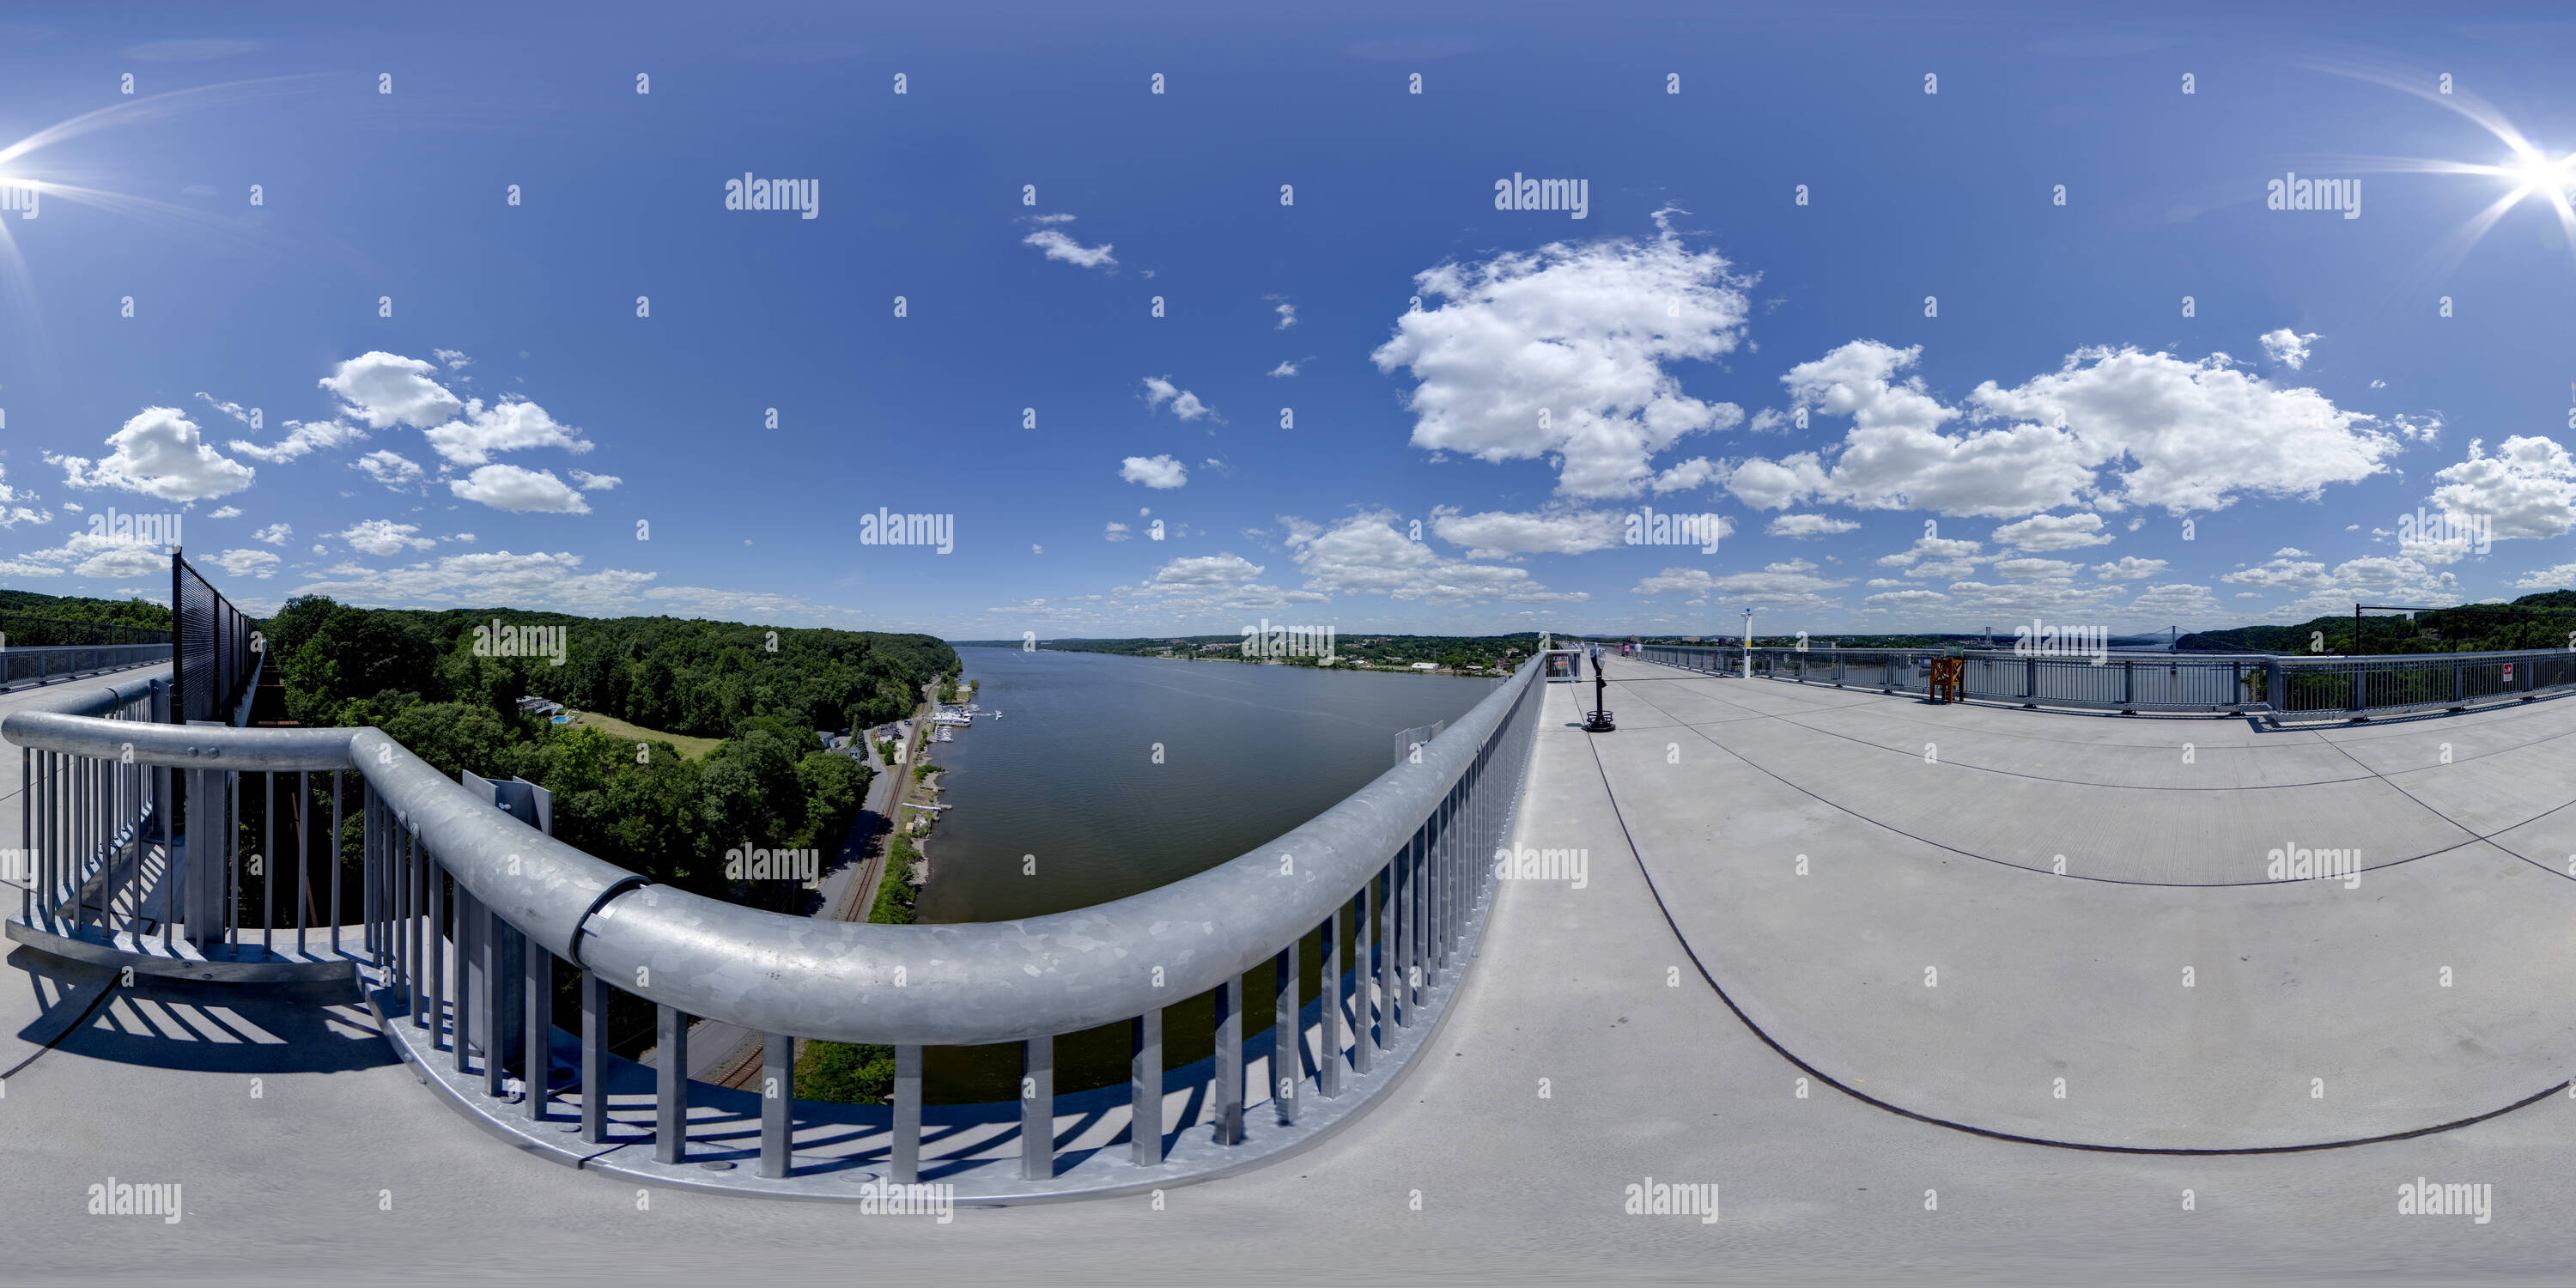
[1741,608,1755,679]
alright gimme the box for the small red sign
[2503,664,2514,681]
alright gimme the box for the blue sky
[2,2,2573,640]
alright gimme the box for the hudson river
[914,646,1497,1100]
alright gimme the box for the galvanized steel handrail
[9,653,1546,1045]
[1,644,173,690]
[1635,641,2576,720]
[9,644,1552,1195]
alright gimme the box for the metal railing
[173,550,258,726]
[6,624,1558,1200]
[2,644,173,691]
[2261,647,2576,720]
[1635,642,2576,720]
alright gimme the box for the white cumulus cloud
[1728,340,2397,519]
[1430,506,1626,559]
[352,451,427,490]
[448,465,592,513]
[51,407,255,501]
[319,351,467,429]
[340,519,438,556]
[2093,556,2168,580]
[1992,512,2114,551]
[1766,513,1859,539]
[1120,455,1188,489]
[2258,328,2318,369]
[207,548,282,579]
[2427,435,2576,542]
[1023,216,1116,269]
[1370,215,1750,500]
[1142,376,1217,422]
[422,396,592,465]
[230,418,368,463]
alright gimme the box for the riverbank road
[8,657,2576,1280]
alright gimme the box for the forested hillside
[262,595,956,908]
[2175,592,2576,655]
[0,586,174,641]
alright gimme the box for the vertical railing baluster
[891,1044,922,1182]
[160,761,175,951]
[526,937,551,1119]
[1321,904,1344,1099]
[654,1004,689,1163]
[226,770,240,945]
[1443,781,1458,965]
[297,770,311,955]
[20,748,32,925]
[1212,977,1243,1145]
[361,787,375,960]
[1130,1010,1163,1165]
[1273,942,1298,1124]
[1359,879,1381,1066]
[482,903,504,1097]
[1021,1034,1053,1180]
[580,969,609,1144]
[1408,823,1427,1012]
[430,858,449,1060]
[327,772,342,959]
[406,823,423,1025]
[262,771,274,952]
[458,887,477,1069]
[760,1031,793,1178]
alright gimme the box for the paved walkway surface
[6,659,2576,1283]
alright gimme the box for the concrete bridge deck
[6,659,2576,1282]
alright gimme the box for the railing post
[261,771,274,950]
[326,771,341,959]
[1366,869,1388,1054]
[19,750,32,926]
[182,767,207,946]
[1431,791,1450,970]
[654,1003,689,1163]
[1321,905,1344,1098]
[407,826,424,1026]
[1273,941,1299,1125]
[225,769,240,945]
[1412,814,1432,994]
[1131,1009,1163,1165]
[361,787,376,961]
[430,860,451,1064]
[891,1044,923,1182]
[1021,1034,1054,1180]
[760,1031,793,1178]
[526,936,552,1121]
[1212,977,1243,1145]
[580,970,609,1144]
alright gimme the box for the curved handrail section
[7,654,1547,1047]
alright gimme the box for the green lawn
[563,709,724,759]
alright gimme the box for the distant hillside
[265,596,956,738]
[2177,591,2576,655]
[0,586,174,642]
